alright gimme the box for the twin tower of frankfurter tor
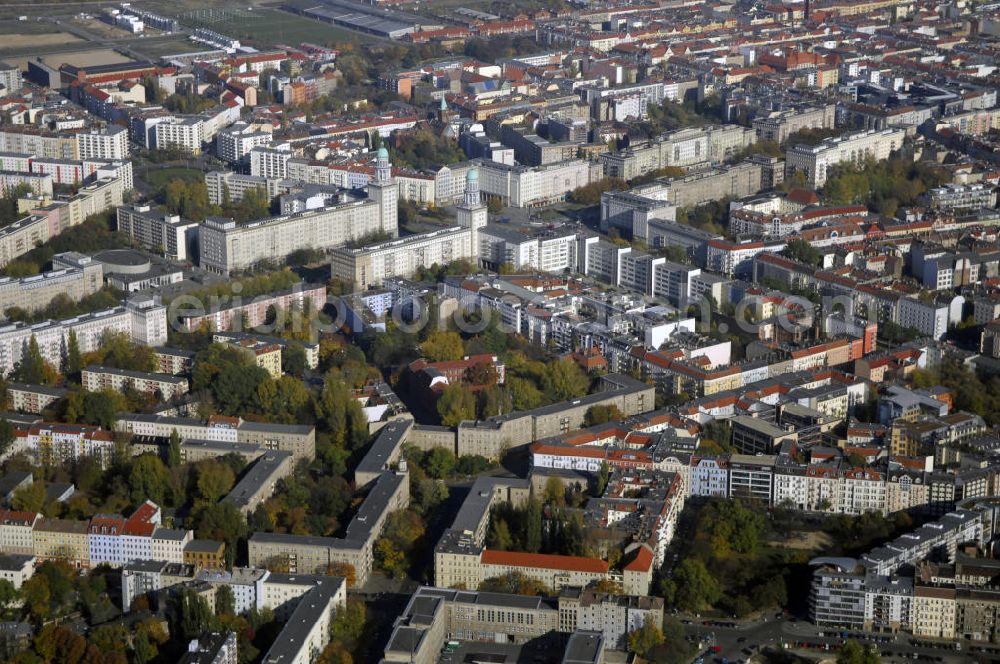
[329,153,488,290]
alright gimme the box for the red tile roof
[481,549,609,574]
[624,545,654,572]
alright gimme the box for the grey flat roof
[84,365,187,385]
[732,415,792,438]
[184,539,224,553]
[344,472,406,542]
[181,439,262,455]
[355,419,412,477]
[0,554,33,570]
[563,631,604,664]
[222,451,293,509]
[123,559,169,573]
[250,531,336,548]
[385,625,425,655]
[451,477,529,534]
[239,421,313,434]
[7,382,69,397]
[152,526,189,541]
[261,585,340,663]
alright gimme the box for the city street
[681,615,996,664]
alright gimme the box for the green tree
[543,361,589,401]
[524,498,542,553]
[489,518,513,550]
[597,461,611,495]
[0,418,15,459]
[196,460,236,503]
[12,481,46,513]
[568,178,627,205]
[21,572,51,621]
[478,571,550,596]
[12,335,54,385]
[437,383,476,427]
[837,639,881,664]
[628,618,665,657]
[543,476,566,507]
[329,597,367,653]
[781,238,823,266]
[33,623,85,661]
[282,343,309,377]
[583,404,624,427]
[133,630,156,664]
[375,538,407,578]
[0,579,17,617]
[129,454,169,506]
[250,503,274,532]
[193,502,247,567]
[178,588,215,640]
[422,447,457,479]
[168,429,182,468]
[62,389,125,429]
[216,585,236,616]
[420,331,465,362]
[507,376,543,410]
[89,624,128,656]
[64,329,83,379]
[672,559,722,611]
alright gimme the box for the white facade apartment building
[216,123,272,163]
[0,129,78,160]
[154,117,205,155]
[151,527,193,563]
[580,238,630,285]
[199,197,386,275]
[0,554,34,589]
[76,126,130,161]
[201,148,398,274]
[0,63,22,92]
[0,152,32,172]
[0,174,125,268]
[926,183,998,211]
[689,458,728,497]
[14,423,116,468]
[0,297,167,376]
[785,128,906,187]
[705,239,785,278]
[330,168,487,289]
[332,225,476,290]
[478,225,580,273]
[250,145,293,179]
[116,204,199,261]
[752,105,837,143]
[897,296,952,340]
[205,171,281,206]
[82,366,189,400]
[0,170,53,198]
[839,467,888,514]
[0,215,50,268]
[0,260,103,314]
[479,159,596,207]
[0,510,39,555]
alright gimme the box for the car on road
[737,637,747,643]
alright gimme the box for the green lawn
[238,10,365,46]
[163,6,365,47]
